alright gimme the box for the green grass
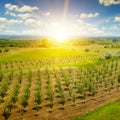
[74,100,120,120]
[0,47,98,63]
[0,45,117,63]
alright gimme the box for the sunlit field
[0,37,120,120]
[0,0,120,120]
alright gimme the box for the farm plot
[0,60,120,120]
[0,56,97,73]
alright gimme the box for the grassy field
[74,100,120,120]
[0,37,120,120]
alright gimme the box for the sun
[53,27,70,42]
[47,21,72,42]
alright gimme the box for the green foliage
[21,96,28,108]
[72,94,76,103]
[118,74,120,84]
[8,71,13,81]
[61,69,70,87]
[35,69,42,105]
[56,77,65,105]
[0,72,3,82]
[18,70,23,84]
[46,69,54,108]
[11,84,20,103]
[85,48,90,52]
[5,99,13,110]
[21,83,31,108]
[4,49,9,52]
[0,81,10,98]
[2,107,11,120]
[74,101,120,120]
[46,85,54,108]
[76,82,86,97]
[28,69,32,82]
[1,38,120,119]
[0,96,3,103]
[35,87,42,104]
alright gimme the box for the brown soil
[0,62,120,120]
[1,89,119,120]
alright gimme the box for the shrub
[114,51,120,58]
[5,100,13,110]
[35,87,42,104]
[68,87,73,97]
[35,69,42,105]
[88,82,96,96]
[21,96,28,108]
[62,72,70,87]
[99,56,105,60]
[4,49,9,52]
[0,81,9,98]
[18,70,22,84]
[56,77,65,105]
[21,84,31,108]
[0,72,3,82]
[0,96,3,103]
[2,107,11,120]
[28,69,32,82]
[85,48,90,52]
[11,84,20,103]
[46,86,54,108]
[105,52,112,59]
[8,72,13,81]
[118,74,120,84]
[99,52,112,60]
[72,94,76,103]
[104,45,109,48]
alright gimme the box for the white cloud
[88,27,103,34]
[0,17,7,22]
[76,19,85,25]
[114,17,120,22]
[0,25,5,30]
[110,24,120,30]
[10,12,17,17]
[80,13,99,19]
[5,30,17,34]
[76,19,104,35]
[5,4,18,11]
[105,19,110,22]
[17,5,39,12]
[99,0,120,6]
[5,11,32,19]
[0,17,23,30]
[17,13,31,19]
[102,26,106,30]
[25,19,41,26]
[5,11,10,15]
[5,4,39,13]
[22,30,41,35]
[42,12,51,16]
[8,19,23,24]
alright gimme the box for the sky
[0,0,120,37]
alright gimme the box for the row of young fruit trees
[1,56,96,72]
[0,60,120,119]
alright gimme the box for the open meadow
[0,38,120,120]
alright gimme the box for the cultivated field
[0,38,120,120]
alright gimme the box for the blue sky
[0,0,120,37]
